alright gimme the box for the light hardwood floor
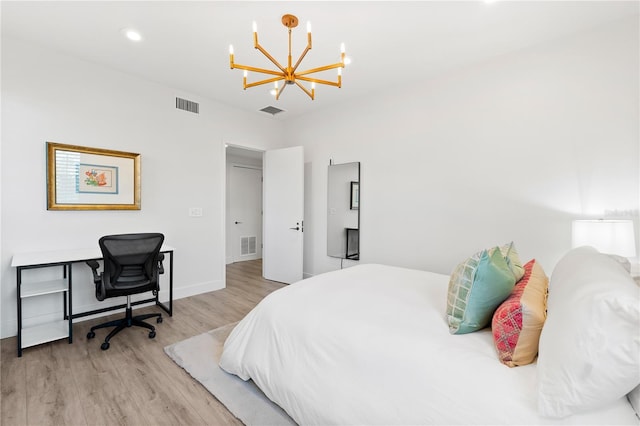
[1,259,284,426]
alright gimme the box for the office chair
[85,233,165,350]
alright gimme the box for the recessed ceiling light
[122,28,142,42]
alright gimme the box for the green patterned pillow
[447,247,517,334]
[501,241,525,282]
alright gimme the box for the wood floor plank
[61,322,153,425]
[0,336,27,426]
[0,259,284,426]
[24,343,87,425]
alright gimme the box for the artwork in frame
[46,142,141,210]
[350,181,359,210]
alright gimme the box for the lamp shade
[571,219,637,257]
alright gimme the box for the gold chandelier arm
[295,62,344,77]
[296,75,341,88]
[254,29,286,73]
[292,45,311,74]
[255,43,286,74]
[292,32,312,74]
[231,63,284,77]
[244,76,285,89]
[275,81,288,100]
[294,81,315,100]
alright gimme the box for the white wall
[1,37,284,338]
[288,17,639,278]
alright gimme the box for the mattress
[219,263,637,425]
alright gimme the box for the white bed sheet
[220,264,637,425]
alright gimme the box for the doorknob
[289,222,300,231]
[235,221,242,224]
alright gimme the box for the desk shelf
[15,262,72,357]
[21,279,69,298]
[21,320,70,349]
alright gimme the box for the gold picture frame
[47,142,141,210]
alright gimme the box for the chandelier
[229,14,346,100]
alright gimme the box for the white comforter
[219,264,637,425]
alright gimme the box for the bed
[219,246,640,425]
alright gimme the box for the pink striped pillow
[492,259,549,367]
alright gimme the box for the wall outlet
[189,207,203,217]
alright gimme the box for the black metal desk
[11,246,174,357]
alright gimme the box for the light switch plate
[189,207,203,217]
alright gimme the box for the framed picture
[47,142,141,210]
[350,181,359,210]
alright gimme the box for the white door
[230,165,263,263]
[263,146,304,284]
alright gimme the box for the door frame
[222,142,266,286]
[229,162,263,263]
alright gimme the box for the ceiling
[2,1,638,120]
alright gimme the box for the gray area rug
[164,322,296,426]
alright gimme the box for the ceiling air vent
[176,97,199,114]
[260,106,285,116]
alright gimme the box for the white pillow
[537,246,640,418]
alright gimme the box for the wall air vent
[176,97,199,114]
[240,236,257,256]
[260,106,285,116]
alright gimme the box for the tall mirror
[327,162,360,260]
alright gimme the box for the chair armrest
[85,260,101,284]
[157,253,165,275]
[85,260,107,301]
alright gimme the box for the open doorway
[224,145,305,284]
[225,146,264,265]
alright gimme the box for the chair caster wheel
[157,317,163,324]
[100,342,110,350]
[149,331,156,339]
[87,331,95,339]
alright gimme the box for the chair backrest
[98,233,164,296]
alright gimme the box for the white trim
[221,139,228,289]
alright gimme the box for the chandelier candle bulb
[252,21,258,47]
